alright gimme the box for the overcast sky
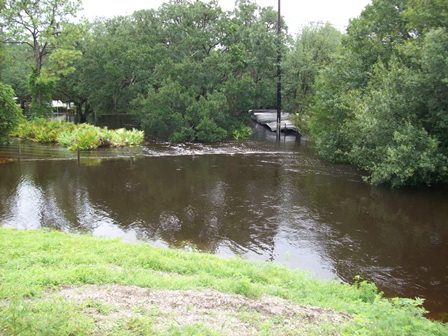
[81,0,372,34]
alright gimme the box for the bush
[232,125,252,140]
[136,81,247,143]
[367,125,447,187]
[11,118,75,143]
[0,82,22,141]
[341,59,448,187]
[101,128,145,147]
[61,124,102,151]
[11,119,144,151]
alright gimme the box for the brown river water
[1,125,447,321]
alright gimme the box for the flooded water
[1,126,447,320]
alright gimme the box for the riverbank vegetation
[282,23,342,134]
[11,119,144,150]
[1,0,447,186]
[1,0,285,143]
[0,228,446,335]
[308,0,448,187]
[0,82,21,142]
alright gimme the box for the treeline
[1,0,448,187]
[1,0,286,142]
[308,0,448,187]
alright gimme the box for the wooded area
[1,0,447,187]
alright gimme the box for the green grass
[0,228,446,335]
[10,119,144,150]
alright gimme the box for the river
[1,125,447,321]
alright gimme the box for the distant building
[52,100,75,122]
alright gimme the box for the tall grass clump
[10,119,144,150]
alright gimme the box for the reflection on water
[0,129,447,320]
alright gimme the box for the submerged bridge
[250,109,300,134]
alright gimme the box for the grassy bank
[10,119,144,151]
[0,228,446,335]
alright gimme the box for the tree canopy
[62,0,286,142]
[309,0,448,187]
[0,82,21,141]
[0,0,82,116]
[283,23,341,133]
[1,0,447,187]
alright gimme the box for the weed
[107,316,155,336]
[165,323,222,336]
[0,297,93,336]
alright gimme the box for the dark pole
[276,0,282,141]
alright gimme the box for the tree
[0,82,21,141]
[72,0,287,142]
[309,0,448,186]
[0,0,82,116]
[283,23,341,133]
[0,43,32,109]
[0,0,22,140]
[134,0,233,141]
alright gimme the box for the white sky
[81,0,372,34]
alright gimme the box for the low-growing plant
[102,128,145,146]
[232,126,252,141]
[107,316,155,336]
[64,124,102,151]
[11,119,144,151]
[0,228,446,336]
[0,298,93,336]
[11,118,75,143]
[166,323,221,336]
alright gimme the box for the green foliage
[283,23,342,134]
[310,0,448,187]
[352,275,380,303]
[404,0,448,34]
[2,0,289,141]
[11,118,75,143]
[0,82,22,141]
[0,44,31,103]
[107,317,155,336]
[28,71,55,117]
[232,125,252,140]
[101,128,145,147]
[135,78,229,143]
[0,298,93,336]
[368,125,445,187]
[59,124,101,150]
[11,119,144,150]
[185,94,228,143]
[166,323,221,336]
[0,0,82,117]
[71,0,286,142]
[0,228,446,335]
[135,81,191,141]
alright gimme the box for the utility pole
[276,0,282,141]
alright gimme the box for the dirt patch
[59,284,350,335]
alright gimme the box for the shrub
[101,128,144,147]
[136,81,247,143]
[11,119,144,151]
[232,126,252,140]
[0,82,22,141]
[64,124,102,151]
[14,118,76,143]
